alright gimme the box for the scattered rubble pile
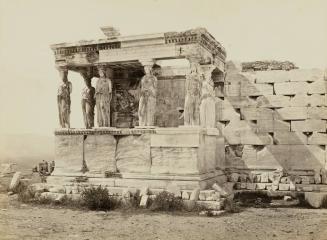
[14,180,234,212]
[242,60,298,72]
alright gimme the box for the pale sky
[0,0,326,136]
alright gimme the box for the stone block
[256,183,266,190]
[84,134,116,174]
[307,107,327,120]
[274,82,307,95]
[275,107,307,120]
[241,82,274,96]
[291,120,326,132]
[256,95,290,108]
[289,145,326,171]
[53,135,84,175]
[308,133,327,145]
[116,134,151,173]
[225,96,255,108]
[288,68,324,82]
[240,107,274,120]
[305,192,327,208]
[308,94,326,107]
[278,184,290,191]
[273,132,307,145]
[289,94,309,107]
[257,145,290,170]
[257,119,290,133]
[254,70,290,83]
[240,131,273,145]
[225,83,241,96]
[308,80,327,94]
[151,147,199,174]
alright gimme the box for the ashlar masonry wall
[218,61,327,176]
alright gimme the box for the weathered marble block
[84,134,116,175]
[53,135,83,176]
[116,134,151,173]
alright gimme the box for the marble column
[57,67,72,128]
[80,68,95,129]
[138,59,157,127]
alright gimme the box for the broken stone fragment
[284,196,292,201]
[212,183,228,197]
[139,195,149,208]
[9,172,22,191]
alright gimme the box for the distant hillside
[0,134,54,173]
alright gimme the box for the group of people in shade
[57,62,216,129]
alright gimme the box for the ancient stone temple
[49,27,226,190]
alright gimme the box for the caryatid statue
[199,66,216,128]
[57,68,72,128]
[183,62,201,126]
[138,64,157,126]
[95,65,112,127]
[80,69,95,129]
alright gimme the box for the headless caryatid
[200,70,216,128]
[95,66,112,127]
[138,65,157,126]
[57,68,72,128]
[183,62,201,126]
[81,70,95,129]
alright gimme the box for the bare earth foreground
[0,194,327,240]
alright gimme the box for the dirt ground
[0,194,327,240]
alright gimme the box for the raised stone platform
[51,127,226,190]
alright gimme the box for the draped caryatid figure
[57,68,72,128]
[95,66,112,127]
[199,69,216,128]
[81,69,95,129]
[183,62,201,126]
[138,65,157,126]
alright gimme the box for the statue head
[98,65,106,78]
[144,65,152,75]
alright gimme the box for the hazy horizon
[0,0,326,137]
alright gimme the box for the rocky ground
[0,194,327,240]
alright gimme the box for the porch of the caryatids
[138,59,157,127]
[57,66,72,128]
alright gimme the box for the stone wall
[218,61,327,177]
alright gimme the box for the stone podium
[49,27,226,190]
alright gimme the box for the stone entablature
[50,27,226,72]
